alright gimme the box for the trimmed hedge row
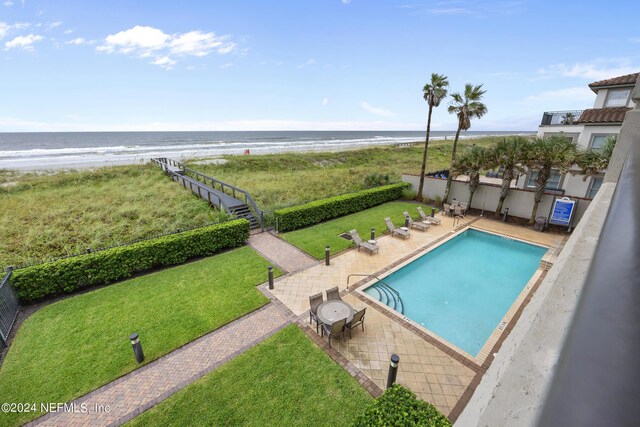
[274,183,409,232]
[11,219,250,304]
[353,384,451,427]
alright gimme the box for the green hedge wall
[274,183,409,232]
[11,219,250,304]
[353,384,451,427]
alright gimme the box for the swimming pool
[364,228,548,357]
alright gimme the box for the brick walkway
[30,304,291,427]
[249,232,318,273]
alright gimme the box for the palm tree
[450,145,488,207]
[443,83,488,203]
[487,136,530,218]
[578,135,617,178]
[417,73,449,201]
[525,136,578,224]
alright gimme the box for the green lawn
[127,325,372,427]
[0,247,281,427]
[280,201,435,259]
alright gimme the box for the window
[587,176,603,199]
[528,170,562,189]
[590,134,616,150]
[604,88,631,107]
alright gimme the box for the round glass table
[317,300,354,324]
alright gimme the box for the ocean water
[364,229,547,356]
[0,130,531,170]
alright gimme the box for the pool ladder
[347,274,405,315]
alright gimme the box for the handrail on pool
[347,273,404,315]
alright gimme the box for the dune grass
[189,136,502,211]
[127,325,372,427]
[0,247,281,427]
[0,164,218,268]
[279,201,434,259]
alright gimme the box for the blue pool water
[365,229,547,356]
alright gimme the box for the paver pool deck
[270,213,564,419]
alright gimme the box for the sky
[1,0,639,132]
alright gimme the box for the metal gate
[0,268,19,350]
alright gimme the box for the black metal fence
[540,110,584,126]
[0,268,19,350]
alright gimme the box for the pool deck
[270,213,566,420]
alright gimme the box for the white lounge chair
[417,206,441,225]
[349,229,378,254]
[403,211,429,231]
[384,217,410,239]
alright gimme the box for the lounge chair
[403,211,429,231]
[349,229,378,255]
[385,217,410,239]
[309,292,324,333]
[417,206,441,225]
[326,286,341,301]
[321,318,347,348]
[346,308,366,338]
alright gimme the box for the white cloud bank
[97,25,236,69]
[4,33,43,51]
[359,101,396,117]
[538,59,640,81]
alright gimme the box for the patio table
[317,300,354,325]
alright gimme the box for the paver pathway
[249,232,317,273]
[30,304,291,427]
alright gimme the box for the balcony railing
[540,110,584,126]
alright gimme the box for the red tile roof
[589,72,639,91]
[577,107,631,124]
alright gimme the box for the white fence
[402,174,592,225]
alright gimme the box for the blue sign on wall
[550,197,575,226]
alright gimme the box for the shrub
[11,219,250,304]
[364,173,391,188]
[401,188,417,200]
[274,183,409,232]
[353,384,451,427]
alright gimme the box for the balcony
[540,110,584,126]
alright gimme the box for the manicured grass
[280,201,435,259]
[0,247,281,427]
[0,164,218,268]
[127,325,372,427]
[190,136,503,211]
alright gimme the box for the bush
[11,219,250,304]
[364,173,391,188]
[274,183,409,232]
[401,188,417,200]
[353,384,451,427]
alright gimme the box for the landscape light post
[325,246,330,266]
[130,333,145,363]
[268,266,274,290]
[386,354,400,389]
[370,228,375,240]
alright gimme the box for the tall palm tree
[417,73,449,201]
[526,136,578,224]
[443,83,488,203]
[450,145,488,207]
[488,136,530,218]
[578,135,617,178]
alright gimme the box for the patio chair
[321,318,347,348]
[346,308,366,338]
[417,206,441,225]
[309,292,324,333]
[443,203,453,216]
[385,217,410,239]
[349,229,378,255]
[403,211,429,231]
[326,286,342,301]
[453,204,465,218]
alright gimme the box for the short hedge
[11,219,250,304]
[274,183,409,232]
[353,384,451,427]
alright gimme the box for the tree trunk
[529,167,550,224]
[494,168,514,218]
[468,173,479,207]
[443,125,463,203]
[417,106,434,201]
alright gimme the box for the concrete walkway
[249,232,317,273]
[30,304,291,427]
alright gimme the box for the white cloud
[523,86,594,104]
[219,62,233,69]
[4,34,43,51]
[64,29,73,34]
[97,25,236,69]
[65,37,94,45]
[360,101,396,117]
[48,21,62,29]
[297,58,316,68]
[0,23,7,39]
[0,21,31,39]
[341,0,351,3]
[3,1,14,6]
[538,59,640,81]
[322,97,329,106]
